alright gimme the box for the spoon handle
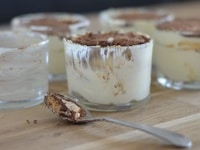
[97,117,192,148]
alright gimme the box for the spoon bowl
[44,92,192,148]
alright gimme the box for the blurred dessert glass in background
[154,18,200,90]
[11,13,90,81]
[99,8,173,37]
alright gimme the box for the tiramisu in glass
[63,31,153,111]
[11,13,90,81]
[154,18,200,90]
[100,8,173,36]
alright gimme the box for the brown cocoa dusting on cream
[157,18,200,37]
[69,32,150,47]
[22,17,79,37]
[23,17,78,27]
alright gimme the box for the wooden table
[0,1,200,150]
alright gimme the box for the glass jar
[0,31,49,109]
[154,18,200,90]
[64,31,153,111]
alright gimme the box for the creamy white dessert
[154,18,200,89]
[0,31,49,109]
[64,31,153,111]
[100,8,173,36]
[11,13,90,81]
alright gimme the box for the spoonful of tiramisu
[44,92,192,148]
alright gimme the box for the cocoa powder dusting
[69,32,150,47]
[22,17,79,37]
[157,18,200,37]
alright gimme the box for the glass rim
[0,30,49,50]
[11,12,90,31]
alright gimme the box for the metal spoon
[44,92,192,148]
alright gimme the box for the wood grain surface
[0,1,200,150]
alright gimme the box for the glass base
[70,92,149,112]
[157,73,200,90]
[48,73,66,81]
[0,96,44,110]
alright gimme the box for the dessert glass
[11,13,90,81]
[154,18,200,90]
[99,8,173,36]
[0,31,49,109]
[63,31,153,111]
